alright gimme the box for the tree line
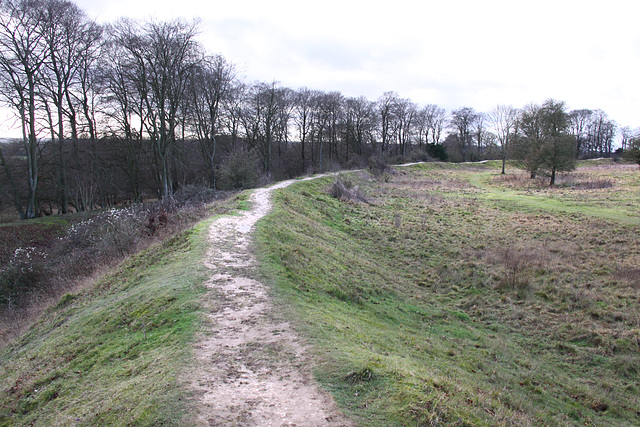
[0,0,638,219]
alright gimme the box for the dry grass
[614,268,640,289]
[488,246,543,298]
[494,169,615,189]
[258,161,640,425]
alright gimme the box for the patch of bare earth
[186,179,352,426]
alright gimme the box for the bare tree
[293,87,318,170]
[241,81,287,174]
[110,18,202,198]
[320,91,343,166]
[449,107,477,162]
[490,104,517,174]
[274,87,294,161]
[620,126,635,152]
[100,24,140,141]
[147,19,201,198]
[377,91,399,154]
[414,104,444,149]
[311,91,332,171]
[221,81,245,149]
[414,107,430,148]
[430,106,446,145]
[584,110,616,158]
[188,54,236,187]
[343,96,375,160]
[474,112,488,160]
[40,0,101,212]
[569,109,592,158]
[395,98,416,157]
[0,0,49,218]
[70,16,102,141]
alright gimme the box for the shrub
[329,179,368,204]
[344,368,375,384]
[344,154,367,170]
[368,156,392,177]
[494,172,614,190]
[488,246,548,299]
[574,179,614,189]
[61,206,147,256]
[408,149,433,163]
[0,247,47,308]
[1,187,233,343]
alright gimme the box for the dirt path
[187,178,353,426]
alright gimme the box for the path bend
[187,177,352,426]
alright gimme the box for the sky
[2,0,639,137]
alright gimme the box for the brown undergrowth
[0,186,233,346]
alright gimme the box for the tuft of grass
[344,367,376,385]
[256,163,640,426]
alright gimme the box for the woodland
[0,0,638,220]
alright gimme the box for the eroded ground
[187,180,352,426]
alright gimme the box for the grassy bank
[256,161,640,426]
[0,222,209,425]
[0,192,252,426]
[0,187,234,344]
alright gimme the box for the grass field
[256,160,640,426]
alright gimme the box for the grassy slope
[256,162,640,426]
[0,205,228,425]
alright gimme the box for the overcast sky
[2,0,639,137]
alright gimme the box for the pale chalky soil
[186,179,353,426]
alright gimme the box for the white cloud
[1,0,639,137]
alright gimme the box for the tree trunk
[57,105,69,214]
[25,87,39,219]
[0,147,26,219]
